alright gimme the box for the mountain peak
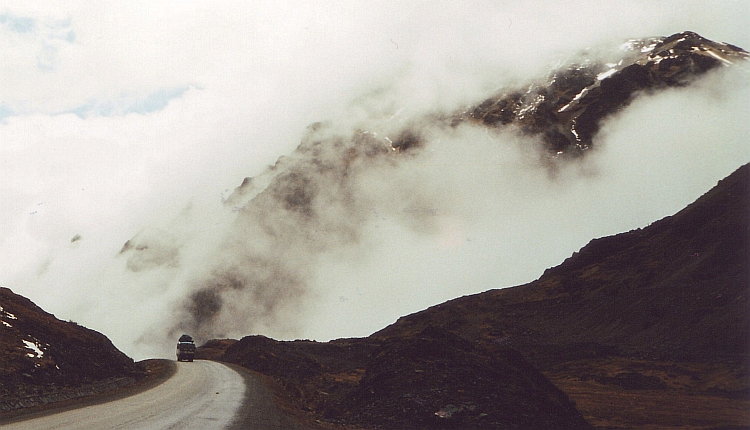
[464,31,749,155]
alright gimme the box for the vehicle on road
[176,334,196,362]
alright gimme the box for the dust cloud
[1,2,748,359]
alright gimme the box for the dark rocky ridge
[374,163,749,366]
[0,287,143,410]
[371,163,750,427]
[462,31,749,155]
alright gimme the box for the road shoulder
[225,362,328,430]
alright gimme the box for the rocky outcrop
[217,330,591,429]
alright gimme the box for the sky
[1,1,749,360]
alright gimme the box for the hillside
[0,287,145,413]
[376,163,749,364]
[210,163,749,429]
[372,162,750,427]
[195,31,750,429]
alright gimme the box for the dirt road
[3,360,307,430]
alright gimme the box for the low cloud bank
[1,2,748,359]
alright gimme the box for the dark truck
[176,334,196,362]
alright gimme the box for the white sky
[1,1,749,359]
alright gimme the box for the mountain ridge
[463,30,750,155]
[374,162,749,363]
[209,162,749,428]
[111,31,750,343]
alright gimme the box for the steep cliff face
[464,31,749,155]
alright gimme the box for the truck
[176,334,196,362]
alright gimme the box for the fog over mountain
[1,2,749,359]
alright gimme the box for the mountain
[372,162,750,427]
[375,162,749,364]
[463,31,749,155]
[113,31,750,344]
[2,30,746,429]
[208,163,749,429]
[0,287,143,413]
[184,31,750,429]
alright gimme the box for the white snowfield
[4,360,246,430]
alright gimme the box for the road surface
[4,360,248,430]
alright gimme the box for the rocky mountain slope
[0,287,144,413]
[4,30,745,428]
[186,31,749,429]
[463,31,749,155]
[372,162,750,428]
[375,163,749,365]
[207,163,749,429]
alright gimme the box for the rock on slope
[0,287,142,411]
[342,326,590,429]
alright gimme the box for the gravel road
[2,360,305,430]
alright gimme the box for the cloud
[0,1,748,359]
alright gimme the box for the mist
[1,1,749,360]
